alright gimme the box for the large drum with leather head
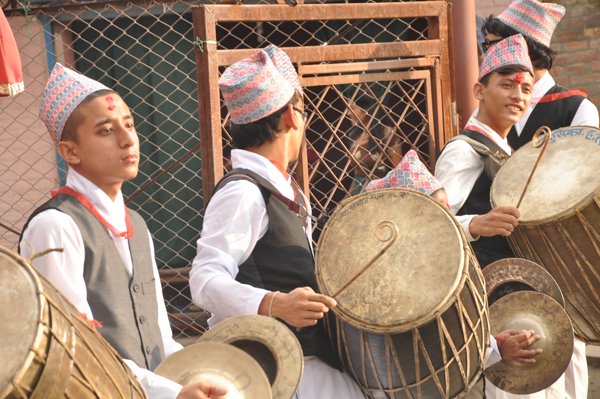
[316,189,489,398]
[0,246,146,398]
[491,126,600,344]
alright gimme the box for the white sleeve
[189,180,270,322]
[571,98,599,128]
[434,140,483,242]
[484,335,503,369]
[123,359,182,399]
[19,209,94,318]
[147,231,183,358]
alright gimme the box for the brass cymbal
[155,342,272,399]
[485,291,573,394]
[483,258,564,307]
[198,315,303,399]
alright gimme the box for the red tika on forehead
[514,73,525,83]
[108,105,116,110]
[106,95,114,102]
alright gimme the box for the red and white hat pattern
[39,63,110,142]
[497,0,565,47]
[219,46,296,125]
[365,150,443,195]
[478,34,533,81]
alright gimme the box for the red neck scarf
[52,186,135,239]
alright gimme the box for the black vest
[19,194,165,370]
[508,84,586,150]
[455,130,514,268]
[214,168,340,369]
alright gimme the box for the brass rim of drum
[482,258,565,307]
[485,291,574,395]
[155,341,272,399]
[0,247,45,397]
[490,126,600,224]
[197,315,303,399]
[315,188,469,333]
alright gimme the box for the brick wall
[475,0,600,110]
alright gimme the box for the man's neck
[474,113,510,139]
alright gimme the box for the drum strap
[445,133,509,180]
[217,172,318,226]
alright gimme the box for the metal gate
[193,2,455,237]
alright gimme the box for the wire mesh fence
[1,0,454,340]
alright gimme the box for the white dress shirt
[19,168,183,399]
[190,149,364,399]
[514,72,599,135]
[435,115,512,242]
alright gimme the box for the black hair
[481,15,556,70]
[61,88,117,142]
[230,92,301,150]
[479,65,533,86]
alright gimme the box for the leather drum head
[155,342,272,399]
[483,258,565,307]
[316,188,468,333]
[485,291,573,394]
[0,248,42,397]
[197,315,303,399]
[491,126,600,223]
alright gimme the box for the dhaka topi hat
[365,150,443,195]
[478,34,533,81]
[219,46,295,125]
[497,0,565,47]
[263,44,303,95]
[39,63,110,142]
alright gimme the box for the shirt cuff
[484,335,503,369]
[124,359,182,399]
[455,214,479,242]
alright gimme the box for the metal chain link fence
[1,0,453,341]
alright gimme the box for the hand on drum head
[268,287,337,328]
[177,382,228,399]
[470,206,520,238]
[497,329,543,365]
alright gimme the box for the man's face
[476,71,534,134]
[65,94,140,192]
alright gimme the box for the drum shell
[0,247,147,399]
[326,252,488,399]
[507,194,600,344]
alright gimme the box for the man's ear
[281,104,299,131]
[57,140,81,166]
[473,82,485,101]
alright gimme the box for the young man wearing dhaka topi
[189,45,365,398]
[19,64,226,399]
[436,35,569,399]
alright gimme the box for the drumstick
[515,126,552,209]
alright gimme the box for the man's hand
[497,329,543,364]
[261,287,336,328]
[470,206,520,238]
[177,382,227,399]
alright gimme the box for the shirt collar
[533,71,555,102]
[230,149,295,199]
[467,115,513,155]
[65,168,127,231]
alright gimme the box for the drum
[0,246,147,398]
[491,126,600,344]
[315,189,489,398]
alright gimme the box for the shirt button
[145,346,151,355]
[133,284,140,292]
[139,315,146,324]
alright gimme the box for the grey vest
[20,194,165,370]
